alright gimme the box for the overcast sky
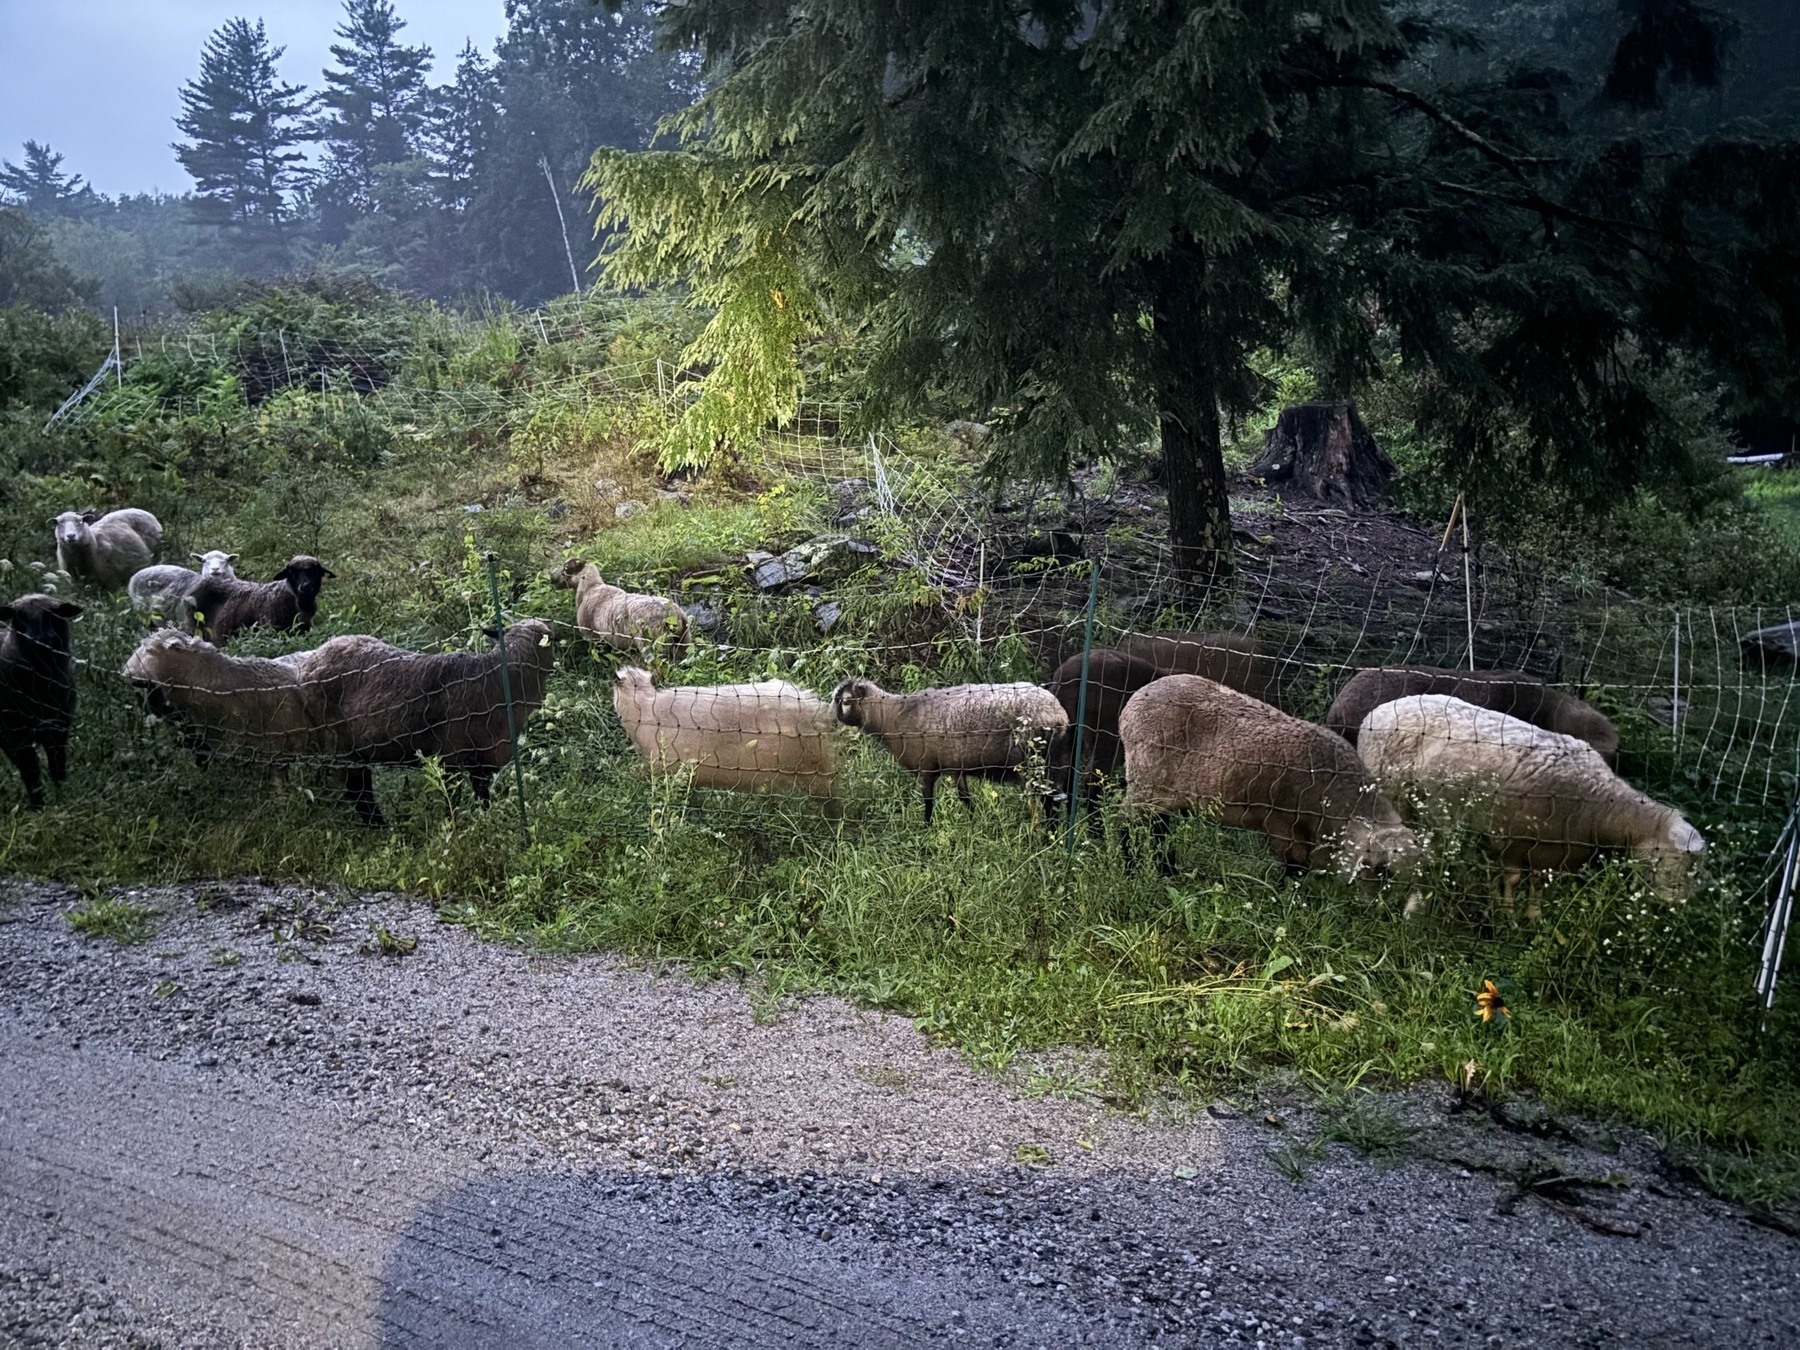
[0,0,506,198]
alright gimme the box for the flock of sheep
[0,506,1705,914]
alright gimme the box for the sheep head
[274,555,334,603]
[53,511,93,546]
[830,677,879,728]
[192,550,239,578]
[550,557,597,591]
[0,593,83,654]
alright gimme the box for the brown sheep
[1046,631,1283,816]
[1326,666,1618,764]
[1119,674,1416,880]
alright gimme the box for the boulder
[1741,620,1800,670]
[745,535,879,591]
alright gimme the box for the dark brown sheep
[1325,666,1619,765]
[1046,631,1284,813]
[185,555,334,646]
[302,619,555,825]
[0,593,82,807]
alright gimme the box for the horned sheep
[613,666,839,797]
[552,559,688,660]
[1118,674,1416,879]
[185,555,334,645]
[54,508,163,590]
[1327,665,1619,764]
[0,593,83,807]
[1357,694,1703,915]
[831,678,1067,823]
[128,551,240,624]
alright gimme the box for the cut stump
[1250,401,1395,509]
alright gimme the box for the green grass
[1743,469,1800,550]
[66,891,159,945]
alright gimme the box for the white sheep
[1118,674,1417,880]
[553,559,688,660]
[1357,694,1704,916]
[54,509,163,590]
[612,666,838,797]
[830,678,1068,823]
[128,550,240,624]
[122,629,336,766]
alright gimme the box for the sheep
[302,620,556,826]
[1327,665,1619,765]
[128,551,239,625]
[1046,632,1284,815]
[0,593,82,807]
[613,666,839,798]
[121,629,336,767]
[54,508,163,590]
[1357,694,1703,916]
[830,678,1068,823]
[1118,674,1416,880]
[551,558,688,661]
[185,555,334,646]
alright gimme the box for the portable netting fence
[15,305,1800,1000]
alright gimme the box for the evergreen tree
[0,208,95,310]
[316,0,434,213]
[173,19,312,231]
[424,42,502,211]
[589,0,1800,591]
[0,142,98,220]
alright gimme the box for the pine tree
[316,0,434,211]
[0,142,97,219]
[587,0,1800,593]
[173,19,312,230]
[423,42,501,211]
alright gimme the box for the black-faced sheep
[54,508,163,590]
[1118,674,1416,880]
[1357,694,1703,916]
[1326,665,1619,765]
[300,620,555,826]
[0,593,82,807]
[613,666,839,797]
[830,678,1067,823]
[128,551,239,624]
[1046,631,1284,813]
[551,558,688,661]
[122,629,335,767]
[185,555,334,645]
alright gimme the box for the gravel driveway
[0,879,1793,1347]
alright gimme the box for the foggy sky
[0,0,505,198]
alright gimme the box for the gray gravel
[0,878,1795,1347]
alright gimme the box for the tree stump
[1250,401,1395,508]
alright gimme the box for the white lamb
[612,666,838,797]
[1357,694,1704,916]
[128,550,239,624]
[54,508,163,590]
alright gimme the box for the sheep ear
[228,553,240,564]
[320,565,336,578]
[52,601,82,620]
[190,552,205,562]
[0,606,12,624]
[80,509,101,523]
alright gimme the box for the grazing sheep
[830,678,1067,823]
[614,666,839,797]
[1357,694,1703,915]
[302,621,556,826]
[1327,665,1619,764]
[551,558,688,660]
[185,555,334,645]
[1046,632,1284,812]
[0,593,82,807]
[122,629,335,766]
[128,551,240,624]
[1118,674,1416,879]
[54,508,163,590]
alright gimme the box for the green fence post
[486,553,530,840]
[1066,561,1100,852]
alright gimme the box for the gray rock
[814,601,843,635]
[746,536,879,591]
[682,603,721,634]
[1741,620,1800,670]
[615,500,644,522]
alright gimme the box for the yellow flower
[1475,979,1509,1023]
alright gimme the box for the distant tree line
[0,0,698,311]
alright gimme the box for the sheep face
[1,594,82,655]
[829,678,877,729]
[551,558,594,590]
[192,550,239,577]
[53,511,97,547]
[274,556,334,605]
[1334,811,1419,882]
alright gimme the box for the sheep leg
[2,742,45,809]
[920,771,939,826]
[343,766,386,828]
[466,766,495,807]
[1525,875,1543,923]
[1499,869,1520,921]
[954,776,974,812]
[42,731,69,786]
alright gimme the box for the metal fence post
[486,553,530,840]
[1066,561,1101,851]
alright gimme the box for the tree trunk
[1150,249,1233,596]
[1250,401,1394,509]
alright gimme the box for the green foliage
[0,304,106,409]
[0,208,94,310]
[66,893,159,946]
